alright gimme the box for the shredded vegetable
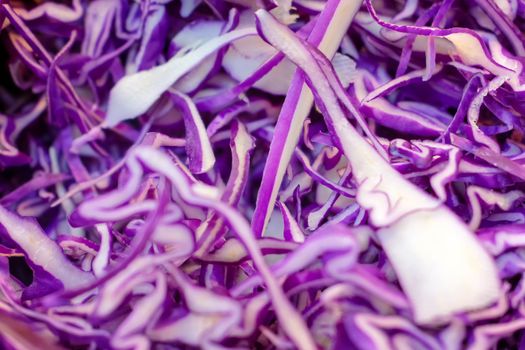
[0,0,525,349]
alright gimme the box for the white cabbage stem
[378,207,500,324]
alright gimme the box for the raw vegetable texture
[1,0,525,348]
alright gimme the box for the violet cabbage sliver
[2,0,525,349]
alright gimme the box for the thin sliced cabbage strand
[254,9,500,324]
[252,0,363,237]
[104,27,257,127]
[169,90,216,174]
[195,120,255,255]
[0,206,93,292]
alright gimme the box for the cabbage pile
[1,0,525,349]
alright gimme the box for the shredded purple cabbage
[1,0,525,348]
